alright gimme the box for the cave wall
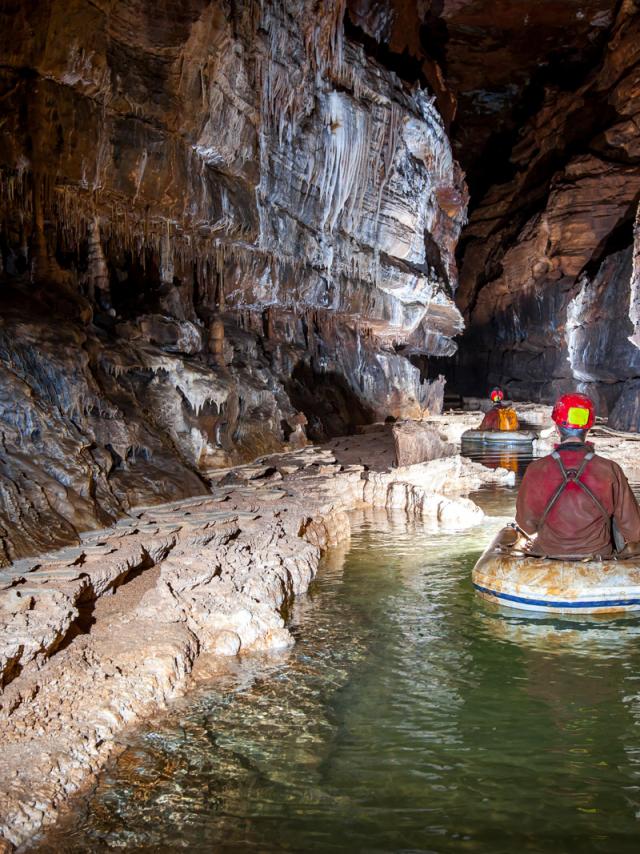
[0,0,466,560]
[456,0,640,428]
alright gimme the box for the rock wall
[0,0,467,558]
[456,1,640,427]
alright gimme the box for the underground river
[31,453,640,853]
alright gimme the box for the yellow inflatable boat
[472,526,640,615]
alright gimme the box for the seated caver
[478,387,519,431]
[515,393,640,559]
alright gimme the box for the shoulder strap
[539,451,606,527]
[538,451,569,527]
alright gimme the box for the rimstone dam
[1,1,640,851]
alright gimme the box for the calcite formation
[0,0,469,555]
[0,440,513,849]
[456,1,640,427]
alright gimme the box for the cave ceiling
[348,0,619,194]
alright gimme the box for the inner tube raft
[472,527,640,615]
[461,429,537,446]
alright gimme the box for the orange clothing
[479,404,519,432]
[516,442,640,558]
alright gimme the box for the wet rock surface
[456,2,640,423]
[0,434,513,849]
[0,0,465,443]
[0,0,474,561]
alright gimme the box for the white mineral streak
[629,203,640,349]
[565,273,596,382]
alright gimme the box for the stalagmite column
[208,317,226,366]
[30,176,60,285]
[160,228,174,286]
[208,260,226,366]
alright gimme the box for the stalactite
[629,203,640,349]
[87,217,111,308]
[302,0,346,78]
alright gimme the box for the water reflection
[461,444,533,480]
[33,506,640,854]
[478,605,640,659]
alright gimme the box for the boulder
[392,421,455,467]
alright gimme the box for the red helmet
[490,387,504,403]
[552,393,596,430]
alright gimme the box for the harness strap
[572,478,610,522]
[539,450,609,529]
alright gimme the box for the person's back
[478,387,519,432]
[515,393,640,558]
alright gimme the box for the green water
[34,491,640,853]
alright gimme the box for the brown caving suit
[516,442,640,558]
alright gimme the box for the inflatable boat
[461,429,537,446]
[472,526,640,615]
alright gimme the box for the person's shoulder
[591,452,625,476]
[522,455,550,476]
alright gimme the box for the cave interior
[1,0,639,561]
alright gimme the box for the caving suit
[479,404,519,432]
[515,442,640,558]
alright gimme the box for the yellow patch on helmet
[567,406,589,426]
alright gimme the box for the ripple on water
[32,493,640,854]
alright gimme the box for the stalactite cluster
[0,0,467,560]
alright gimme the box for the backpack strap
[538,450,606,528]
[538,451,570,527]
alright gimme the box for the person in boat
[478,387,519,432]
[515,392,640,559]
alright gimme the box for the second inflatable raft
[461,429,537,446]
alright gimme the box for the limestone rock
[392,420,454,467]
[0,0,466,449]
[456,3,640,416]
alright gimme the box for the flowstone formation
[455,1,640,427]
[0,0,467,558]
[0,440,513,848]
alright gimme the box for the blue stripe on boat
[473,583,640,609]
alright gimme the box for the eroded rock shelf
[0,435,514,849]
